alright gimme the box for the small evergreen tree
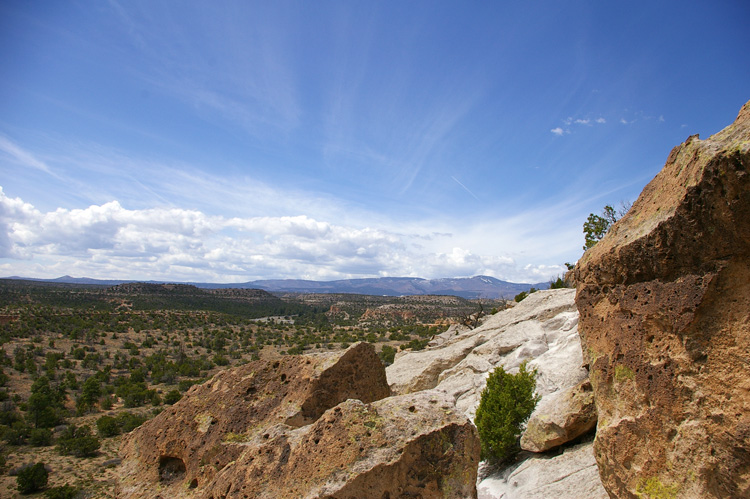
[16,462,48,494]
[56,424,100,457]
[549,276,567,289]
[474,362,540,463]
[29,428,53,446]
[583,202,631,250]
[27,376,65,428]
[164,389,182,405]
[378,346,396,366]
[96,415,120,437]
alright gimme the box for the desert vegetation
[0,278,502,496]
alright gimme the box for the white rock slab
[477,441,608,499]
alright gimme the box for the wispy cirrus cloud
[108,2,301,137]
[553,114,607,135]
[0,136,54,175]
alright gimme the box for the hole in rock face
[159,456,186,483]
[189,478,198,488]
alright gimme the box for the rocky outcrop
[405,289,589,420]
[205,392,479,499]
[575,100,750,498]
[119,342,393,497]
[119,342,480,498]
[387,289,607,498]
[427,323,471,348]
[520,379,596,453]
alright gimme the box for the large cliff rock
[575,101,750,498]
[120,343,391,497]
[119,342,480,498]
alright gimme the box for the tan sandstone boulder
[520,379,596,453]
[575,101,750,498]
[118,342,391,498]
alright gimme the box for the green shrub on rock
[474,362,540,463]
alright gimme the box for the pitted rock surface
[205,392,479,499]
[118,342,392,498]
[575,100,750,498]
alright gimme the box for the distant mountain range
[2,275,549,299]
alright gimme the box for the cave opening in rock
[159,455,186,483]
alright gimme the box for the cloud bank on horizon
[0,1,748,284]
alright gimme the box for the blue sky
[1,1,748,284]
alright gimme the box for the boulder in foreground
[119,342,480,498]
[206,391,479,498]
[119,342,392,497]
[520,379,596,453]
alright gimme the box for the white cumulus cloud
[0,188,578,284]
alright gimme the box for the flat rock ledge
[477,439,607,499]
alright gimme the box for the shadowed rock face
[575,101,750,498]
[118,342,480,498]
